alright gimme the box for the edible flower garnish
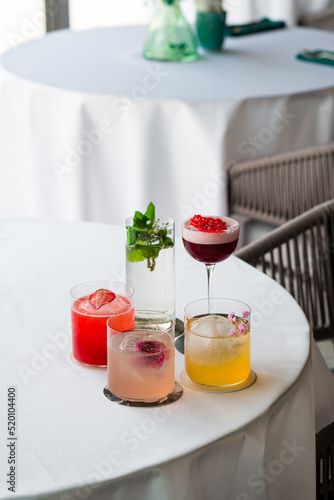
[135,340,166,368]
[237,322,247,334]
[228,312,238,323]
[228,310,250,336]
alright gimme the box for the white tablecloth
[1,218,334,500]
[1,26,334,230]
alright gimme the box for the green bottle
[143,0,198,62]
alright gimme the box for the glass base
[103,381,183,407]
[144,50,198,62]
[179,369,257,393]
[70,353,107,370]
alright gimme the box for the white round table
[1,26,334,230]
[1,218,334,499]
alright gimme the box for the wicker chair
[299,7,334,31]
[316,421,334,499]
[228,143,334,229]
[235,200,334,341]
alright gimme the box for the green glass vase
[143,0,198,62]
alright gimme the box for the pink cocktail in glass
[108,330,174,402]
[71,281,134,368]
[107,311,176,403]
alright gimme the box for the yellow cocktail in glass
[184,298,251,387]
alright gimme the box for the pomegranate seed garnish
[189,215,227,233]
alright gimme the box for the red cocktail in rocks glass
[181,215,240,302]
[70,281,134,368]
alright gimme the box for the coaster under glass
[179,369,257,393]
[175,333,184,354]
[103,382,183,407]
[175,318,184,337]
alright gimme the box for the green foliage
[126,202,174,271]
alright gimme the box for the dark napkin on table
[296,49,334,67]
[226,17,286,37]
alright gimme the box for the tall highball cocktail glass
[125,202,175,318]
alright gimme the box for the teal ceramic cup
[196,10,226,51]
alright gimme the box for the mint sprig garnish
[126,202,174,272]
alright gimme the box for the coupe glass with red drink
[181,215,240,301]
[70,281,134,368]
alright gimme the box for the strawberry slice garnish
[190,215,227,233]
[135,340,166,368]
[88,289,116,310]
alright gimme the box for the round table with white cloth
[1,26,334,227]
[0,218,334,500]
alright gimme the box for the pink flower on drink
[229,329,237,337]
[237,322,248,334]
[242,310,250,319]
[135,340,166,368]
[228,312,237,323]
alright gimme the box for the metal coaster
[103,382,183,407]
[175,318,184,337]
[175,333,185,354]
[179,369,257,393]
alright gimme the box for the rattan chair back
[316,421,334,499]
[299,7,334,31]
[235,200,334,341]
[228,143,334,227]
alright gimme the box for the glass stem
[206,264,215,312]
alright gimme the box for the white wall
[0,0,196,55]
[0,0,45,54]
